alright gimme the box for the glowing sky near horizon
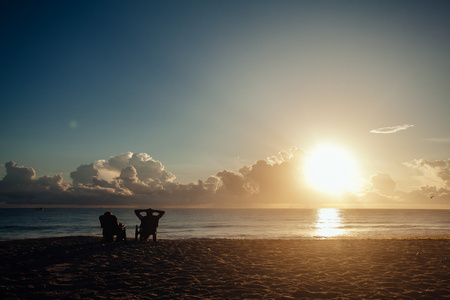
[1,1,450,208]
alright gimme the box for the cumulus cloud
[3,161,35,183]
[119,166,138,183]
[70,164,98,185]
[0,150,306,207]
[356,162,450,208]
[216,170,249,196]
[0,150,449,208]
[370,124,414,134]
[96,152,175,184]
[0,162,69,205]
[370,173,396,195]
[356,172,448,208]
[404,159,450,187]
[0,152,193,207]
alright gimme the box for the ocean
[0,208,449,241]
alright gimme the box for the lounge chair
[99,213,127,242]
[135,215,158,242]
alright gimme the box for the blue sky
[1,1,450,208]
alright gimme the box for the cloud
[370,173,396,195]
[358,171,450,208]
[216,170,250,196]
[119,166,138,183]
[0,150,449,208]
[0,162,70,205]
[404,159,450,187]
[370,124,414,134]
[96,152,175,184]
[354,160,450,208]
[70,164,98,185]
[3,161,35,183]
[0,150,307,207]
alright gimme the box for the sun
[304,144,359,194]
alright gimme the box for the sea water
[0,208,448,240]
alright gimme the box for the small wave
[0,225,55,231]
[204,224,240,228]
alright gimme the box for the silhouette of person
[99,211,126,242]
[134,208,165,242]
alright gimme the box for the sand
[0,237,449,299]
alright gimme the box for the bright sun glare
[304,144,359,194]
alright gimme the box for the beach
[1,237,449,299]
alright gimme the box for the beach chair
[135,215,158,242]
[99,214,127,242]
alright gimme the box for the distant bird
[430,195,434,199]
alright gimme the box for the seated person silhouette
[134,208,165,242]
[99,211,126,242]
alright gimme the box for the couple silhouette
[99,208,165,243]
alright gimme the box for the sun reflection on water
[315,208,345,238]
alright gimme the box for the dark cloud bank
[0,151,449,208]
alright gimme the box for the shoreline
[1,234,449,242]
[1,236,449,299]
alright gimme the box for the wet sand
[0,236,449,299]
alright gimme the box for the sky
[1,0,450,208]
